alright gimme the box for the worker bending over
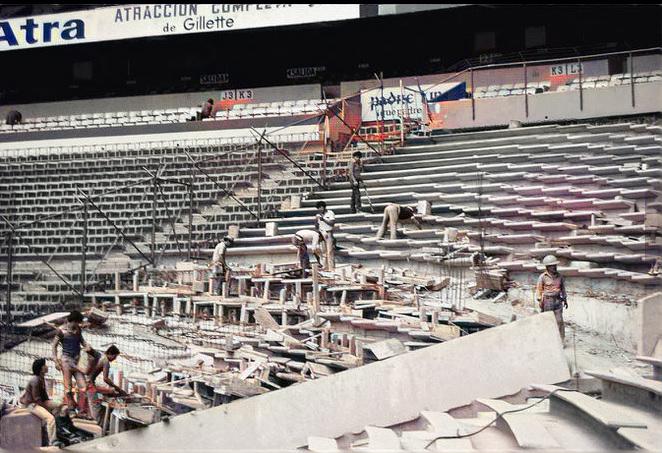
[293,229,323,267]
[314,201,336,271]
[52,310,91,411]
[211,236,234,295]
[536,255,568,343]
[376,204,422,240]
[81,345,125,420]
[292,233,311,277]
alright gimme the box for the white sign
[200,73,229,85]
[0,4,361,51]
[550,62,584,77]
[361,83,462,122]
[286,66,326,80]
[219,88,254,101]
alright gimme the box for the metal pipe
[5,232,13,328]
[630,52,635,108]
[524,63,529,118]
[80,199,88,306]
[151,174,158,267]
[257,146,262,223]
[188,166,194,261]
[578,57,583,111]
[470,68,476,121]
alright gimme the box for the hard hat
[542,255,560,266]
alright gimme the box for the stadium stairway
[228,120,662,300]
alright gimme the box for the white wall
[437,81,662,129]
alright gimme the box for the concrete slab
[476,398,561,449]
[637,292,662,358]
[72,313,570,452]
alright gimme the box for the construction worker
[349,151,363,213]
[376,203,423,240]
[81,345,125,420]
[20,358,64,447]
[211,236,234,295]
[314,201,335,271]
[52,310,92,410]
[292,233,311,277]
[294,229,324,267]
[536,255,568,342]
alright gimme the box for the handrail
[421,46,662,95]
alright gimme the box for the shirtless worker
[52,310,92,410]
[535,255,568,343]
[376,203,423,240]
[81,345,125,420]
[292,233,311,277]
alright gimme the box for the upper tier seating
[473,71,662,98]
[228,121,662,294]
[0,98,336,135]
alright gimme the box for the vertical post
[312,263,320,315]
[523,63,529,118]
[578,57,583,111]
[5,232,13,328]
[470,68,476,121]
[379,71,385,154]
[629,52,635,108]
[399,79,405,147]
[188,167,194,261]
[151,174,157,267]
[80,200,88,306]
[321,146,328,190]
[257,147,262,223]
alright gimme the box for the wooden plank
[364,339,407,360]
[254,307,281,330]
[17,312,68,328]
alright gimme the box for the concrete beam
[72,313,569,452]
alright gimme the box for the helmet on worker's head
[542,255,560,266]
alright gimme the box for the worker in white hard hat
[535,255,568,343]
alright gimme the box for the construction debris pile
[0,259,502,444]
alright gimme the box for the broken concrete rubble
[71,313,570,451]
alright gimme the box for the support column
[312,264,320,314]
[80,200,88,306]
[188,168,194,260]
[152,175,158,267]
[5,232,12,328]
